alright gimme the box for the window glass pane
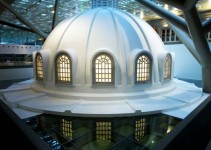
[94,53,114,85]
[164,54,171,80]
[36,54,43,80]
[136,54,151,82]
[56,53,71,83]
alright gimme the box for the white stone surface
[162,93,209,119]
[19,96,78,113]
[70,100,135,115]
[0,7,209,119]
[12,108,41,119]
[126,96,185,112]
[34,7,174,89]
[0,78,209,118]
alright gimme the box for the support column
[183,7,211,93]
[168,23,201,64]
[203,18,211,33]
[202,68,211,93]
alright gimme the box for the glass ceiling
[0,0,211,44]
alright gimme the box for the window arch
[35,53,43,80]
[135,53,152,83]
[56,53,72,83]
[93,53,114,85]
[164,54,172,80]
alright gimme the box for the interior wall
[0,68,33,81]
[165,44,202,80]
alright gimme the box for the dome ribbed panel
[40,7,167,84]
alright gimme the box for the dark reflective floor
[23,114,181,150]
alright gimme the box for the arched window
[136,53,151,83]
[164,54,172,80]
[93,53,114,85]
[56,53,72,83]
[36,53,43,80]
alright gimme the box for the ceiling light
[140,11,144,19]
[157,3,163,7]
[46,5,54,8]
[173,7,178,11]
[163,24,168,27]
[164,4,169,10]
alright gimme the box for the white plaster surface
[19,96,78,113]
[126,96,185,112]
[163,94,209,119]
[70,100,135,115]
[38,7,174,86]
[12,108,41,119]
[0,78,209,118]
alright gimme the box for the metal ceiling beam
[157,0,199,10]
[157,0,184,10]
[183,7,211,93]
[52,0,59,30]
[203,18,211,33]
[184,0,199,10]
[0,0,14,14]
[0,20,34,32]
[0,0,48,39]
[183,7,211,67]
[168,22,201,64]
[147,9,211,31]
[136,0,189,34]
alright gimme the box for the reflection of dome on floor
[23,113,182,150]
[33,7,174,100]
[0,7,208,118]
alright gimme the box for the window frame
[55,52,72,84]
[164,54,172,80]
[35,53,43,81]
[135,52,152,84]
[92,52,115,86]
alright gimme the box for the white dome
[1,7,205,119]
[33,7,174,100]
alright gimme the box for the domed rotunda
[33,7,174,100]
[1,7,206,118]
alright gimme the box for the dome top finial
[92,0,117,8]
